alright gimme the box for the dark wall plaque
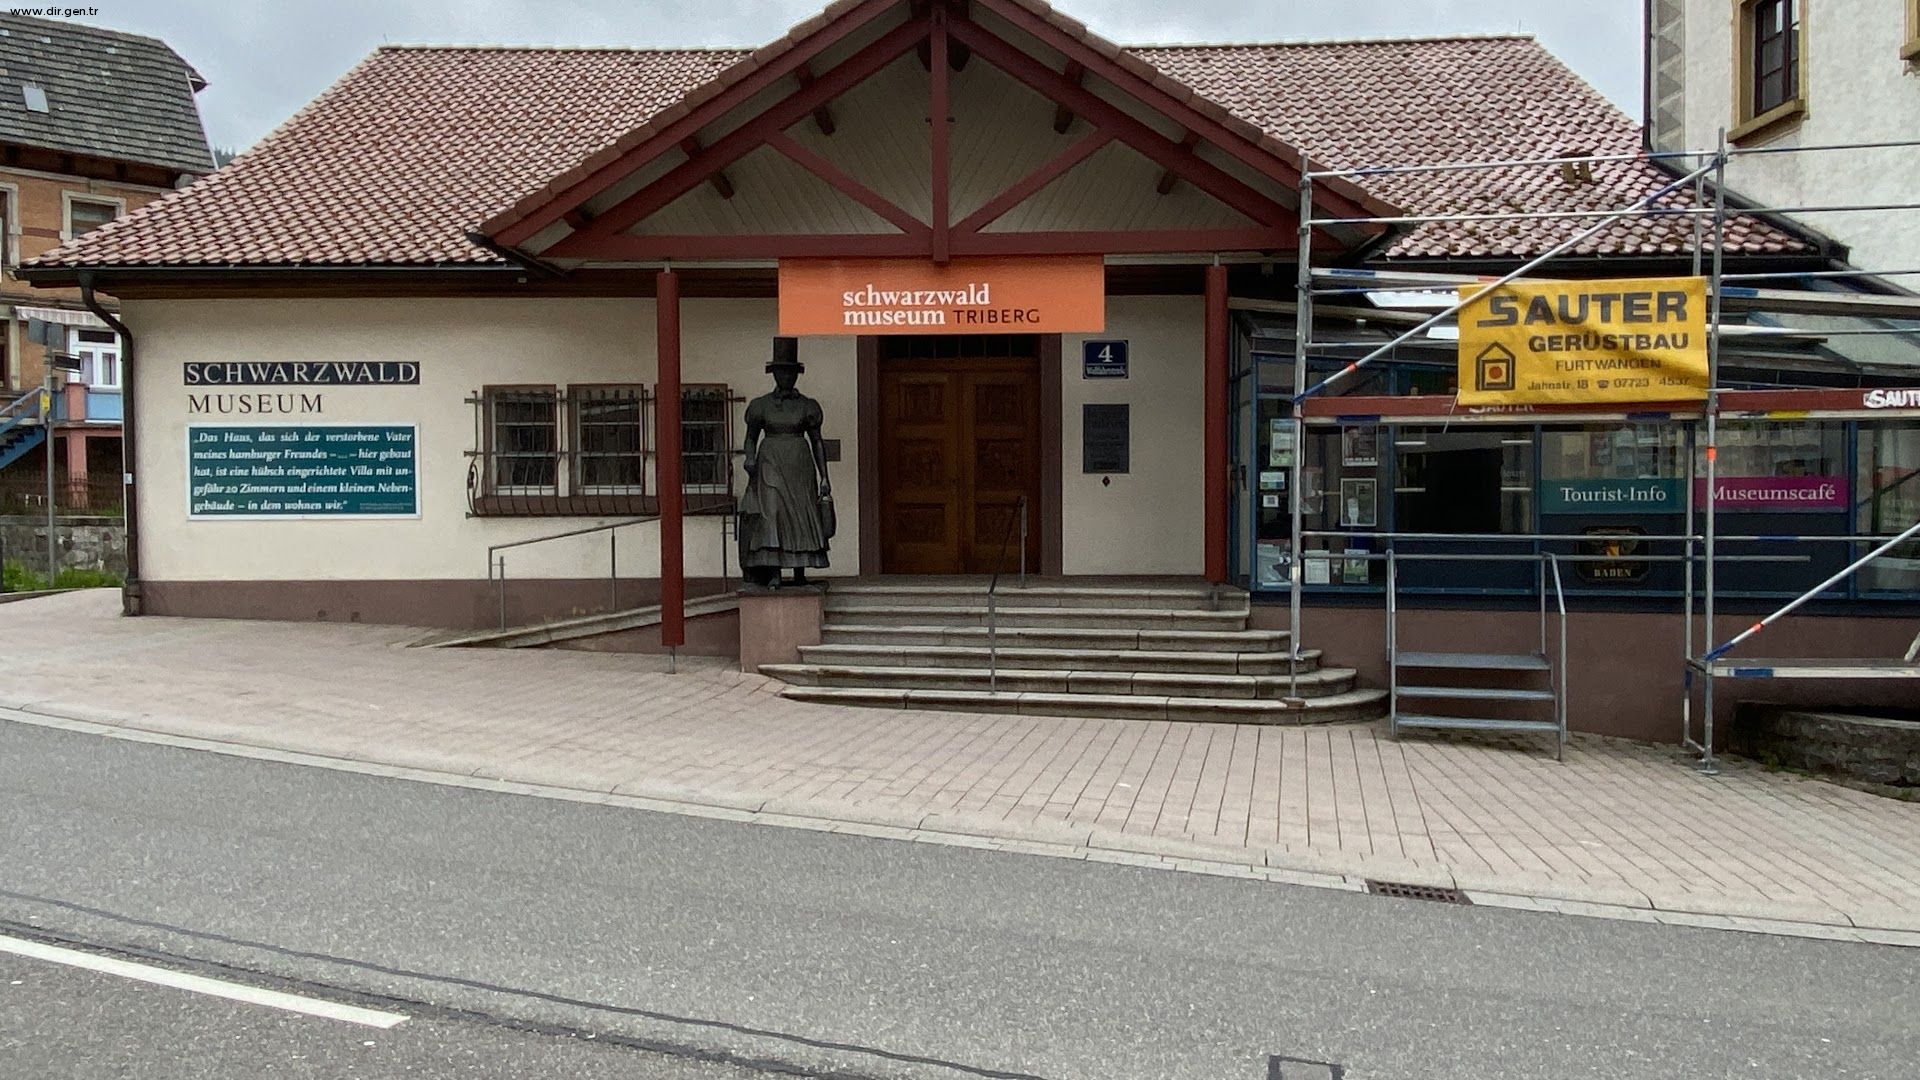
[1082,403,1129,474]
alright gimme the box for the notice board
[1082,404,1129,474]
[189,424,419,518]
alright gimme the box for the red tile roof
[1136,36,1802,259]
[28,27,1807,272]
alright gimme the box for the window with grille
[573,386,646,492]
[488,388,558,492]
[681,385,731,494]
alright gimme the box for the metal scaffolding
[1280,135,1920,768]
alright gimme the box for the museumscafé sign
[777,255,1105,335]
[188,424,419,518]
[1456,277,1708,406]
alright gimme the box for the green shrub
[1,561,122,592]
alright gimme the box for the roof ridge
[1130,32,1535,50]
[374,43,754,54]
[368,33,1534,56]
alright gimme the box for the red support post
[1204,263,1229,584]
[929,8,951,265]
[657,268,685,649]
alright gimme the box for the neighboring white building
[1647,0,1920,275]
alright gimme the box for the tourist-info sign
[1456,277,1708,405]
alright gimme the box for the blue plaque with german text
[188,424,419,518]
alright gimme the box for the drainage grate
[1364,879,1472,904]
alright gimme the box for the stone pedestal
[738,585,824,674]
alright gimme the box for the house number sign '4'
[1082,340,1128,379]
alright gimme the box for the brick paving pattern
[5,591,1918,932]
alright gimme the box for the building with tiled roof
[27,31,1812,275]
[17,0,1919,747]
[0,13,213,515]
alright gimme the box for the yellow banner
[1457,277,1708,404]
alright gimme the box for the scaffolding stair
[1386,554,1569,759]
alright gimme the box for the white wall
[125,297,860,583]
[1060,295,1206,574]
[1675,0,1920,272]
[125,292,1208,586]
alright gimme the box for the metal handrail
[1701,517,1920,664]
[1386,548,1570,759]
[985,495,1029,693]
[1545,552,1570,759]
[0,386,42,438]
[1386,551,1398,735]
[486,511,660,629]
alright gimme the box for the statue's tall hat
[766,336,803,373]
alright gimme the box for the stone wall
[1734,706,1920,797]
[0,515,127,575]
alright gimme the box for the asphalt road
[1,719,1916,1080]
[0,950,774,1079]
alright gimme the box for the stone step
[757,663,1359,700]
[777,685,1389,726]
[825,580,1245,612]
[818,604,1250,631]
[819,623,1291,653]
[797,641,1321,675]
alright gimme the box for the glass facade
[1233,351,1920,602]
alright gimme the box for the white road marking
[0,934,408,1029]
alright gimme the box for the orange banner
[778,256,1105,336]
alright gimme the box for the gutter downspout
[78,272,140,616]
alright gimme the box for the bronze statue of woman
[738,337,832,587]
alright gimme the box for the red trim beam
[1204,264,1229,583]
[489,0,904,246]
[657,268,684,649]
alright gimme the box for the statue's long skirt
[739,432,830,569]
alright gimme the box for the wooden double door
[878,356,1042,574]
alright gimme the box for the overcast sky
[86,0,1644,153]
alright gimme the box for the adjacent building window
[71,328,120,389]
[65,195,121,239]
[0,189,12,269]
[486,387,559,493]
[572,385,646,493]
[1734,0,1804,139]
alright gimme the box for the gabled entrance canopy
[479,0,1396,266]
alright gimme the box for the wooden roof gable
[479,0,1395,265]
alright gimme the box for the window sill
[1729,98,1806,145]
[1903,37,1920,64]
[469,493,736,518]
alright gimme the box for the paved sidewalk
[5,590,1919,942]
